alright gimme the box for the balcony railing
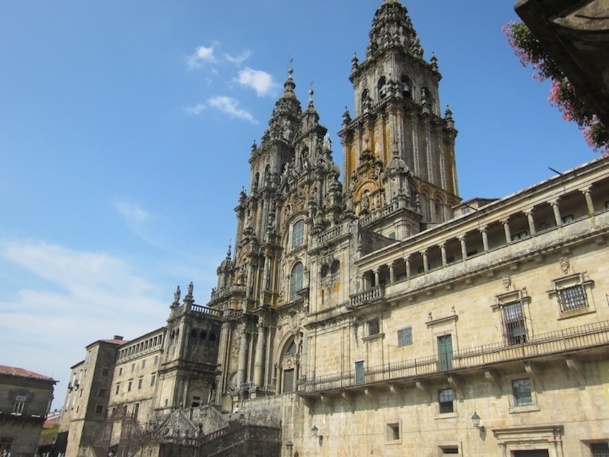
[300,319,609,393]
[349,285,385,308]
[310,223,346,250]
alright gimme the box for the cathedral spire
[367,0,422,59]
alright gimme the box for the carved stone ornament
[560,257,570,275]
[502,275,512,291]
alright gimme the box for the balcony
[348,285,385,309]
[300,319,609,394]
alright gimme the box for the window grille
[503,301,527,345]
[558,284,588,312]
[397,327,412,347]
[591,443,609,457]
[512,378,533,406]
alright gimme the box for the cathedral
[60,1,609,456]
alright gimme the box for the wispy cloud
[237,68,278,97]
[0,241,169,401]
[187,96,256,123]
[187,45,217,69]
[208,96,256,123]
[115,200,150,226]
[185,104,206,115]
[224,50,251,65]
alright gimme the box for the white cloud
[187,45,216,69]
[0,241,169,407]
[237,68,278,97]
[224,50,251,65]
[185,103,207,115]
[208,96,256,123]
[115,200,150,225]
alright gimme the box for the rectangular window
[101,368,109,377]
[283,369,295,393]
[151,373,156,387]
[98,388,106,398]
[155,355,159,365]
[438,388,454,413]
[367,318,380,336]
[397,327,412,347]
[355,361,365,385]
[142,359,146,369]
[131,363,135,372]
[503,301,527,345]
[511,231,528,241]
[591,443,609,457]
[13,401,25,415]
[386,423,400,441]
[441,447,459,455]
[119,367,123,376]
[138,378,143,389]
[95,405,104,415]
[115,383,120,395]
[133,403,139,420]
[292,220,305,247]
[128,381,133,392]
[512,378,533,406]
[558,284,588,312]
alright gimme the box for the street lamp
[471,412,485,433]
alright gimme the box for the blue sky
[0,1,596,409]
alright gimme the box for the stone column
[525,210,536,236]
[373,268,380,287]
[389,262,395,284]
[480,226,489,252]
[440,242,447,266]
[550,199,562,226]
[421,250,428,272]
[237,328,248,387]
[459,236,467,260]
[503,219,512,244]
[582,187,595,214]
[405,255,411,279]
[253,323,267,388]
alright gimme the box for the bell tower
[340,0,459,238]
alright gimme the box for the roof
[0,365,57,382]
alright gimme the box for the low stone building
[0,365,57,457]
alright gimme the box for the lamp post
[471,412,485,433]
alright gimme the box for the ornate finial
[430,52,439,72]
[444,105,454,129]
[251,140,257,151]
[308,83,314,107]
[172,285,181,307]
[351,53,359,70]
[343,107,351,124]
[226,243,232,258]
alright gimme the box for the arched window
[290,262,303,301]
[378,76,387,99]
[401,75,412,99]
[361,89,369,112]
[292,220,305,248]
[331,260,340,275]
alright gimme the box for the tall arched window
[292,220,305,248]
[290,262,303,301]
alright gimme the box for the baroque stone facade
[61,1,609,456]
